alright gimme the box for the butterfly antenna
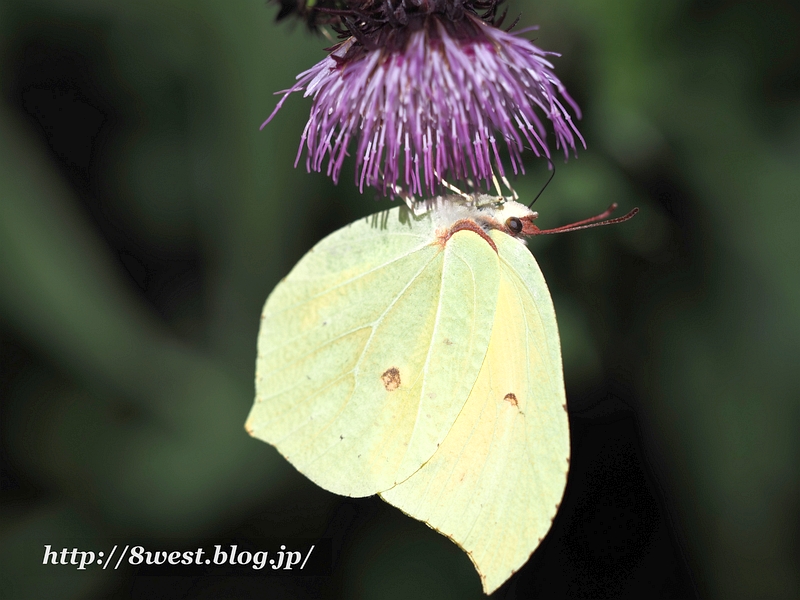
[529,158,555,208]
[534,204,640,235]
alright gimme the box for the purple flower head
[264,0,585,197]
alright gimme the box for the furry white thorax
[412,194,537,236]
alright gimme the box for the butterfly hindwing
[380,230,570,594]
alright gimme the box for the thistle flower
[264,0,585,197]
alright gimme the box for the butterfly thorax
[414,194,540,251]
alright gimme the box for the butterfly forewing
[247,208,500,497]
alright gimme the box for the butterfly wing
[246,209,500,497]
[380,230,570,594]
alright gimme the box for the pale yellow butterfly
[246,195,636,593]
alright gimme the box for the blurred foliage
[0,0,797,599]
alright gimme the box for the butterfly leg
[434,171,472,201]
[390,183,422,214]
[489,161,518,201]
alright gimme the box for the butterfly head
[476,199,541,239]
[431,194,638,248]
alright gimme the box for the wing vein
[265,238,433,318]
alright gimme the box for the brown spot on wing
[504,393,518,407]
[381,367,401,391]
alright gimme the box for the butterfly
[246,194,637,593]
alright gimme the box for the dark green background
[1,1,797,598]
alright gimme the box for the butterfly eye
[506,217,523,235]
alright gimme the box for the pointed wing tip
[479,570,510,596]
[468,550,516,596]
